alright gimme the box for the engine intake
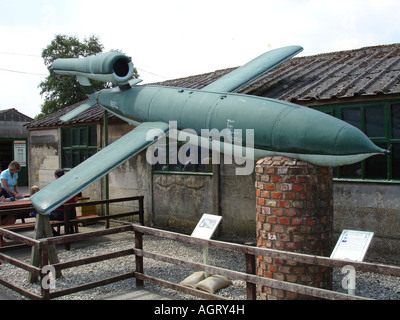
[52,52,134,84]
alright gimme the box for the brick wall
[255,156,333,300]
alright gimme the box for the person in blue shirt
[0,161,23,201]
[0,161,24,226]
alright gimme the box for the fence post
[63,204,71,250]
[245,242,256,300]
[40,240,50,300]
[139,197,144,226]
[135,231,144,288]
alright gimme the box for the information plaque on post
[330,230,374,262]
[191,214,222,240]
[191,214,222,279]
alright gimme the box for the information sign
[330,230,374,262]
[191,214,222,240]
[14,141,26,167]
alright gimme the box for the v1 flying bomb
[31,46,388,214]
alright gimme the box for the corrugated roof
[27,99,111,128]
[27,43,400,129]
[156,43,400,102]
[0,108,33,122]
[240,43,400,102]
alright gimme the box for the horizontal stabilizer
[202,45,303,93]
[31,121,169,214]
[60,99,97,122]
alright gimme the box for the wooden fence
[0,220,399,300]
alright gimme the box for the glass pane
[89,126,97,146]
[154,163,165,171]
[152,146,168,171]
[80,128,87,146]
[63,150,71,169]
[73,150,80,167]
[169,164,181,172]
[340,163,362,179]
[392,104,400,139]
[365,106,385,137]
[80,150,87,163]
[392,144,400,180]
[88,148,97,158]
[365,144,387,179]
[197,147,212,172]
[72,129,79,146]
[62,129,71,147]
[342,109,361,130]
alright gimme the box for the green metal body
[31,46,387,214]
[52,52,134,84]
[95,84,384,165]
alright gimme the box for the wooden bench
[0,196,144,248]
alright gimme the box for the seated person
[48,169,78,222]
[0,187,17,225]
[48,195,78,221]
[0,187,13,202]
[1,161,23,200]
[30,186,40,217]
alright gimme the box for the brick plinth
[255,156,333,300]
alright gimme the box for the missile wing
[31,122,169,214]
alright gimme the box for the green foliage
[38,34,107,117]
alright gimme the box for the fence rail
[0,213,399,300]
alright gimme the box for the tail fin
[60,99,98,122]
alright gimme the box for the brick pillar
[255,156,333,300]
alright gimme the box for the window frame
[61,125,98,170]
[152,140,213,176]
[312,100,400,184]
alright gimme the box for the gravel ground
[0,225,399,300]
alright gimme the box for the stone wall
[334,182,400,263]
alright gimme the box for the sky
[1,0,400,119]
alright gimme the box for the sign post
[330,230,374,295]
[191,214,222,278]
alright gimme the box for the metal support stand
[203,246,209,279]
[28,214,61,283]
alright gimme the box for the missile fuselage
[95,84,384,166]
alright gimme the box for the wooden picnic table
[0,199,33,225]
[0,199,32,210]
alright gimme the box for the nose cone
[271,106,387,157]
[335,124,387,155]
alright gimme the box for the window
[313,102,400,183]
[61,126,97,169]
[152,140,213,174]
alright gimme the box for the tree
[38,34,108,117]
